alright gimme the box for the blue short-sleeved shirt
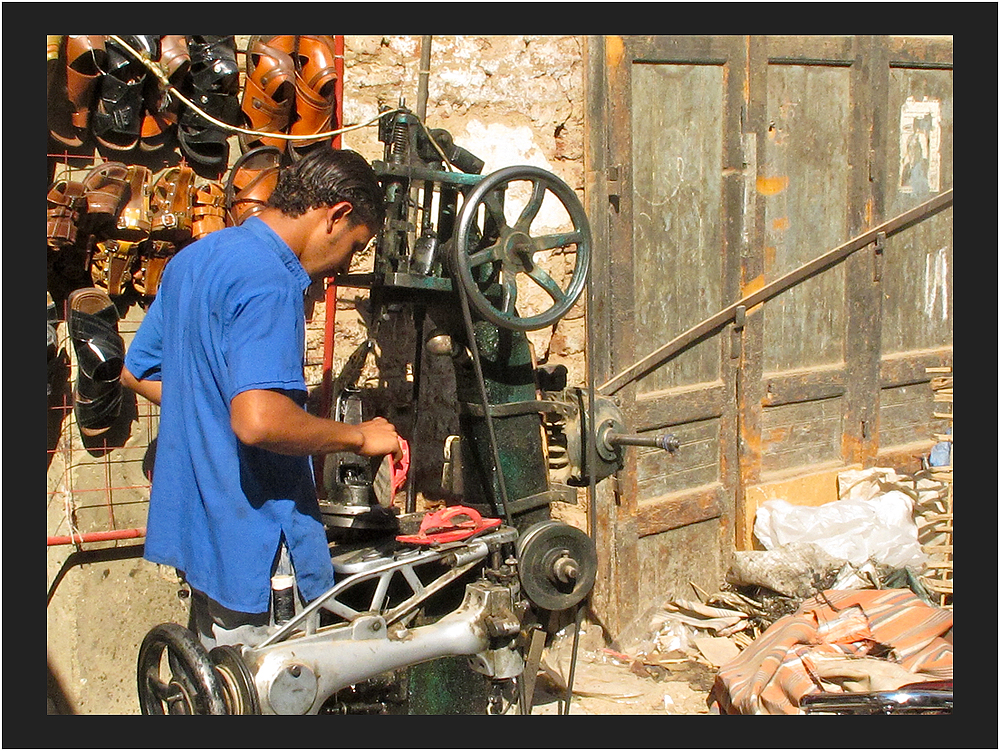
[125,217,334,613]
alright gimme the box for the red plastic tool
[396,505,502,546]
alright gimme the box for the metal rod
[47,527,146,546]
[417,36,432,121]
[604,432,678,452]
[561,602,585,715]
[598,188,954,395]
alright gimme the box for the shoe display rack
[47,35,345,552]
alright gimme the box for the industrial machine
[136,106,676,715]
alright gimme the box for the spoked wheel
[452,165,592,331]
[137,623,228,715]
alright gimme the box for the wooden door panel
[631,62,726,392]
[761,63,852,372]
[881,65,953,355]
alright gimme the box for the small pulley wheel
[452,165,592,331]
[210,645,260,715]
[516,520,598,611]
[137,622,228,715]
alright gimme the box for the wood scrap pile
[921,366,953,609]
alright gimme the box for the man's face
[327,220,376,277]
[308,201,377,279]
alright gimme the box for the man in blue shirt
[122,147,401,649]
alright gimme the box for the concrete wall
[46,34,587,715]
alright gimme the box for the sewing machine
[136,107,675,714]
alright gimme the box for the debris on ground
[529,460,954,716]
[533,621,716,714]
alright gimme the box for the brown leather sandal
[50,35,109,147]
[225,145,282,226]
[140,87,181,152]
[115,165,153,240]
[47,180,88,250]
[133,240,178,298]
[159,35,191,82]
[150,165,195,242]
[239,37,296,154]
[82,161,131,233]
[90,238,143,297]
[191,182,228,239]
[269,35,339,159]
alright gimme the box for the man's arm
[121,367,162,406]
[230,389,402,459]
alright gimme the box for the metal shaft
[603,431,679,452]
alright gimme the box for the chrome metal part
[245,578,523,714]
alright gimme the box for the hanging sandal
[191,181,228,239]
[67,287,125,437]
[140,85,181,153]
[158,35,191,82]
[133,240,178,298]
[47,180,88,250]
[92,36,157,152]
[150,165,195,243]
[239,37,296,154]
[81,161,131,234]
[225,145,282,225]
[178,35,241,168]
[115,165,153,240]
[139,36,189,152]
[90,238,143,297]
[50,35,109,147]
[268,36,339,160]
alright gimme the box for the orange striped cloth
[707,589,953,715]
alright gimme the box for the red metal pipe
[47,528,146,547]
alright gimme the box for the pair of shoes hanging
[239,35,339,161]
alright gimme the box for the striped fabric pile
[708,588,953,715]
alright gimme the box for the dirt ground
[529,624,716,715]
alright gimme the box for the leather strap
[47,181,87,248]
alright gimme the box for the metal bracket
[873,231,886,283]
[730,304,746,360]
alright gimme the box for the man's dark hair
[267,147,385,229]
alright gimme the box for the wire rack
[46,294,331,549]
[46,35,345,553]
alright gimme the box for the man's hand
[356,417,403,461]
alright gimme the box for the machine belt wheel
[516,520,598,612]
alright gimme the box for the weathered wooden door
[584,36,952,637]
